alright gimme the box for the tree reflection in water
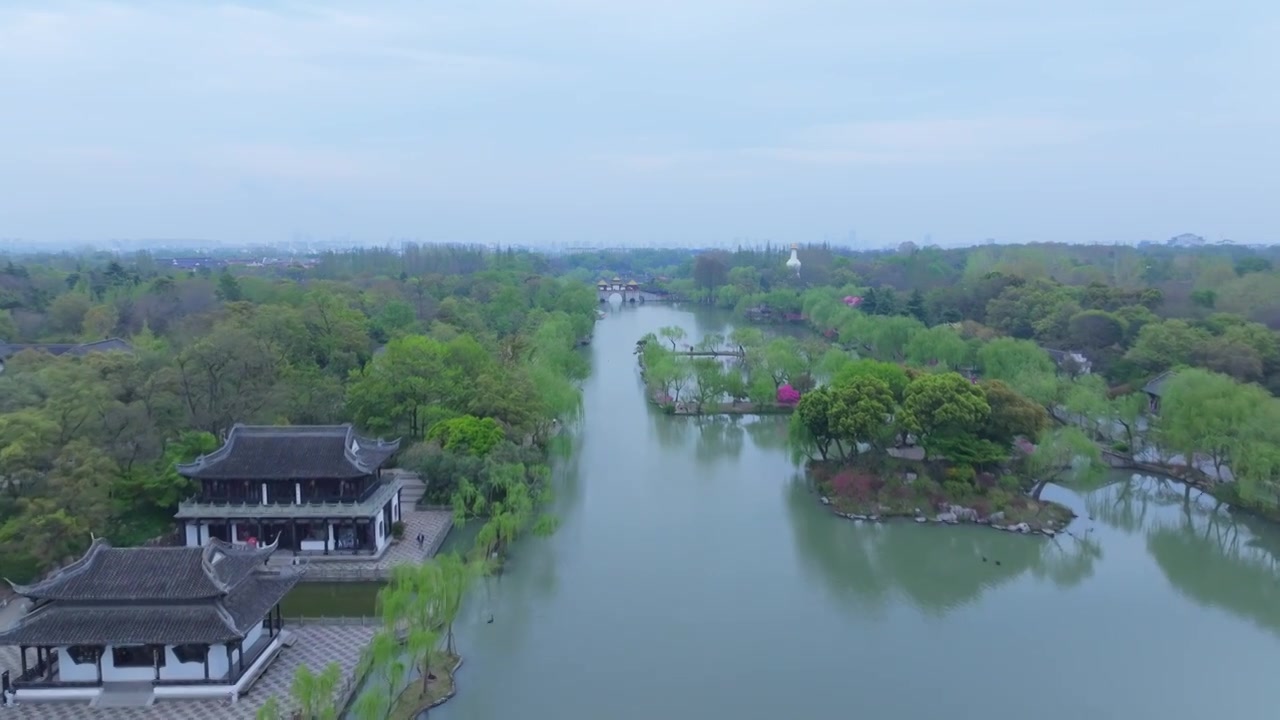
[785,475,1100,617]
[694,417,744,465]
[1089,473,1280,636]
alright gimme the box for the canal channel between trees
[313,303,1280,720]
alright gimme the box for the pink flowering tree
[777,384,801,405]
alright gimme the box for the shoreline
[389,653,463,719]
[808,462,1076,537]
[817,495,1074,537]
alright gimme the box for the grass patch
[389,653,462,720]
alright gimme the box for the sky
[1,0,1277,249]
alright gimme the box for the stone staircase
[393,469,427,508]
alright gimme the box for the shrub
[942,480,972,502]
[830,470,881,501]
[985,489,1012,510]
[426,415,504,456]
[1111,441,1130,453]
[791,373,816,393]
[997,474,1023,493]
[945,465,976,485]
[886,481,915,502]
[777,384,801,405]
[391,521,406,540]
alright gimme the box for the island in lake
[637,324,1081,534]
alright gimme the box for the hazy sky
[1,1,1277,248]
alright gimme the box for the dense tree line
[618,242,1280,393]
[801,284,1280,510]
[0,245,596,583]
[568,241,1280,514]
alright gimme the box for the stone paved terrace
[284,508,453,581]
[0,625,377,719]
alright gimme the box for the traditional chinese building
[596,276,641,303]
[0,338,133,374]
[174,424,403,558]
[1143,370,1174,414]
[0,538,298,703]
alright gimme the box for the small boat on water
[596,310,607,319]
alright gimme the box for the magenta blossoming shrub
[777,384,801,404]
[830,470,881,501]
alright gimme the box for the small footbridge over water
[596,277,668,303]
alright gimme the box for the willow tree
[352,629,406,720]
[1025,426,1102,499]
[380,563,445,695]
[435,552,481,655]
[290,661,343,720]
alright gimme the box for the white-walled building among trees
[174,424,403,558]
[0,538,299,704]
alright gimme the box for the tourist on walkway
[416,532,425,550]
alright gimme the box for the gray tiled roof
[0,575,300,645]
[0,541,301,645]
[7,539,276,602]
[175,477,403,520]
[176,424,400,481]
[1143,370,1175,397]
[0,338,133,360]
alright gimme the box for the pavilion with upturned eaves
[174,424,403,559]
[0,538,299,704]
[597,276,642,303]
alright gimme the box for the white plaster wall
[159,646,209,681]
[224,622,263,672]
[56,648,98,682]
[50,642,242,687]
[375,516,387,551]
[300,540,326,552]
[392,491,401,522]
[207,643,230,679]
[184,523,199,547]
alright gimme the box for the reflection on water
[432,304,1280,720]
[786,476,1101,616]
[1090,474,1280,636]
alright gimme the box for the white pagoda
[786,244,801,274]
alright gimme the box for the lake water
[424,303,1280,720]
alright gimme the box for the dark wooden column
[203,645,210,680]
[324,520,330,555]
[225,644,234,681]
[95,647,103,684]
[290,517,298,555]
[18,646,26,676]
[153,646,161,681]
[256,518,264,543]
[237,641,245,675]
